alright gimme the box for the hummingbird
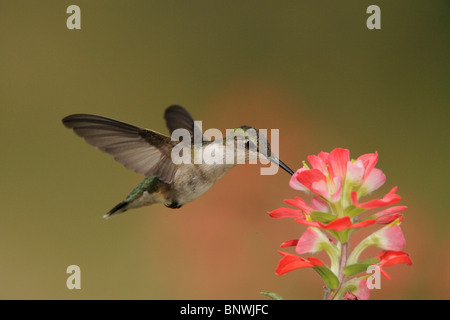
[62,105,294,218]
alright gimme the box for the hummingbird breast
[168,162,235,206]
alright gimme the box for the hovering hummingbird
[62,105,294,218]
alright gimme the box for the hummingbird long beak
[269,156,295,175]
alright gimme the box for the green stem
[326,242,349,300]
[330,201,344,218]
[347,236,373,265]
[324,243,341,276]
[338,242,348,283]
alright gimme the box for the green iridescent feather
[124,177,162,202]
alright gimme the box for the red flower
[283,197,313,214]
[356,152,386,195]
[372,206,407,224]
[372,224,406,251]
[267,197,312,219]
[275,251,324,276]
[295,216,376,232]
[269,148,410,299]
[377,250,412,267]
[296,169,342,202]
[308,148,350,181]
[268,207,304,219]
[343,278,370,300]
[280,239,299,248]
[371,251,412,280]
[290,149,387,201]
[295,227,332,254]
[289,149,351,202]
[351,186,401,209]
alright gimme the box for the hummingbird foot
[165,201,182,209]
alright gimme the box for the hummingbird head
[231,125,294,175]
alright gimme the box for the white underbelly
[171,163,235,205]
[174,181,215,205]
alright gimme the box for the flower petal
[351,191,359,206]
[280,239,299,248]
[354,186,401,209]
[284,197,312,213]
[268,208,304,219]
[360,168,386,195]
[297,169,330,199]
[289,169,309,191]
[343,278,370,300]
[295,219,321,228]
[355,278,370,300]
[296,216,376,232]
[351,219,377,229]
[296,227,329,254]
[310,196,329,213]
[373,206,408,224]
[374,264,391,280]
[331,176,342,202]
[275,251,314,275]
[328,148,350,180]
[317,151,330,163]
[307,155,327,172]
[318,216,353,232]
[307,256,325,267]
[376,224,406,251]
[378,214,404,224]
[346,160,365,185]
[377,250,413,267]
[357,151,378,182]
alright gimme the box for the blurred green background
[0,1,448,299]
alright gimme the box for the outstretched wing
[62,114,178,184]
[164,105,204,144]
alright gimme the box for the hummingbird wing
[62,114,178,184]
[164,105,205,144]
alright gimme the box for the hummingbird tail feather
[103,201,129,219]
[102,177,165,219]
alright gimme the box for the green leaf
[335,229,350,243]
[260,291,284,300]
[345,206,365,219]
[344,258,379,276]
[359,257,379,264]
[310,211,336,224]
[313,265,340,290]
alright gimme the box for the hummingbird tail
[103,201,129,219]
[102,177,165,219]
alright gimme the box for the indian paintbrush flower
[267,148,412,300]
